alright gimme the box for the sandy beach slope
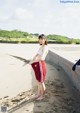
[0,44,80,113]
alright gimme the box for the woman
[29,34,48,100]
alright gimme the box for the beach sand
[0,63,80,113]
[0,44,80,113]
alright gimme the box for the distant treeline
[0,30,80,44]
[47,35,80,44]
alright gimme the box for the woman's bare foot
[36,96,43,100]
[35,94,41,99]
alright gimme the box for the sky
[0,0,80,38]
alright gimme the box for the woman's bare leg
[35,81,41,98]
[36,82,46,100]
[42,82,46,91]
[36,83,44,100]
[40,83,43,96]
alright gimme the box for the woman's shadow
[9,54,37,87]
[9,54,30,66]
[8,54,38,113]
[8,54,52,113]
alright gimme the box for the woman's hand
[29,60,33,65]
[29,54,42,65]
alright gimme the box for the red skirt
[31,61,46,83]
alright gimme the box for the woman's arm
[29,54,38,64]
[30,47,48,64]
[29,47,48,64]
[32,54,38,61]
[39,47,48,60]
[29,48,41,64]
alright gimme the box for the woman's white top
[37,45,48,60]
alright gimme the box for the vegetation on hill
[0,30,38,43]
[0,30,80,44]
[47,34,80,44]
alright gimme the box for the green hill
[0,30,80,44]
[0,30,38,43]
[47,34,80,44]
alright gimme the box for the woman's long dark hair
[38,34,48,45]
